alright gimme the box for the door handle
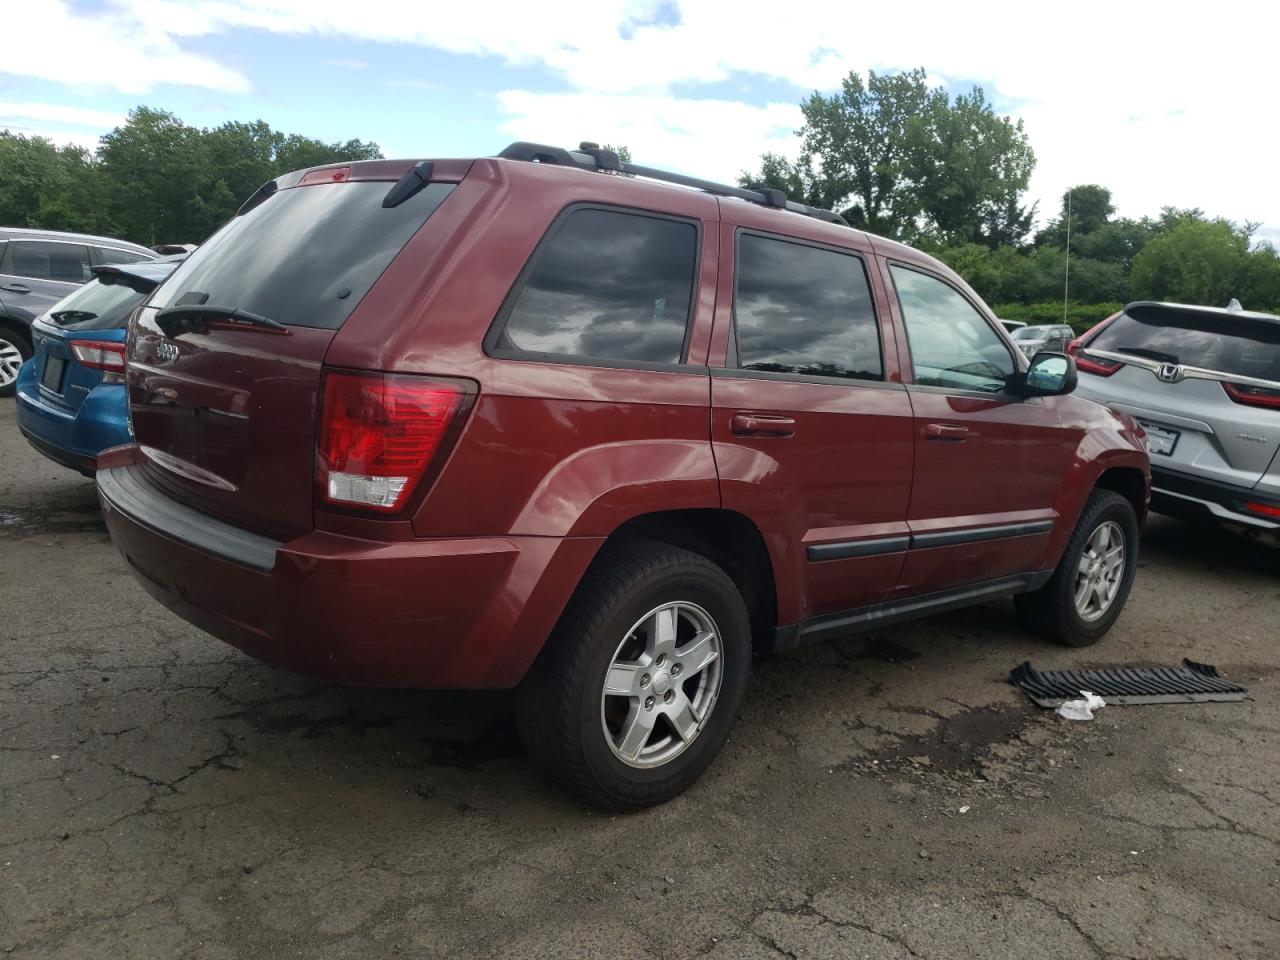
[925,422,969,441]
[731,413,796,438]
[0,283,31,294]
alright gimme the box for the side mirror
[1020,351,1077,397]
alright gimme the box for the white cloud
[496,90,801,183]
[8,0,1280,231]
[4,0,250,94]
[0,124,103,152]
[0,102,125,130]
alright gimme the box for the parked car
[999,318,1027,335]
[1010,323,1074,358]
[0,228,156,396]
[97,143,1150,809]
[15,257,184,474]
[1073,300,1279,535]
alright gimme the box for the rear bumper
[98,458,602,688]
[1150,465,1280,530]
[14,365,129,474]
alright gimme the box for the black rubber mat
[1010,659,1248,707]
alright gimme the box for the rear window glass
[42,277,151,332]
[1091,308,1280,381]
[493,207,697,365]
[734,234,883,381]
[147,180,454,330]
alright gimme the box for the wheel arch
[1095,465,1149,523]
[602,508,779,654]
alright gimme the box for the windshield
[147,180,454,330]
[40,277,150,332]
[1091,308,1280,382]
[1011,327,1044,340]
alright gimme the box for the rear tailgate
[1078,302,1280,487]
[127,167,458,540]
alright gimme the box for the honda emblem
[1156,363,1183,383]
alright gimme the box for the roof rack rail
[496,141,849,228]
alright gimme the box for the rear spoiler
[89,264,167,293]
[1125,300,1280,325]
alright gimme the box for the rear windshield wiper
[1113,345,1179,364]
[154,304,287,338]
[50,309,98,326]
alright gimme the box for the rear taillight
[317,370,472,513]
[1244,501,1280,519]
[1075,351,1123,377]
[70,340,126,374]
[1223,382,1280,410]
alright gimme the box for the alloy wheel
[0,337,23,388]
[1074,520,1126,622]
[600,601,724,769]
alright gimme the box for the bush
[989,301,1124,334]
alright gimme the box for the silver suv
[1074,300,1280,535]
[0,228,156,395]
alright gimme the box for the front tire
[516,541,752,810]
[1016,489,1139,647]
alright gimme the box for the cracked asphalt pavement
[2,399,1278,959]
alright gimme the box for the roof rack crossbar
[496,141,849,228]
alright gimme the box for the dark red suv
[98,143,1150,808]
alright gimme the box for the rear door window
[1090,308,1280,381]
[490,207,697,366]
[732,234,883,381]
[3,241,92,283]
[147,180,455,330]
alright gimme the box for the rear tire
[0,325,32,398]
[1016,489,1139,647]
[516,541,752,810]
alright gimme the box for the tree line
[0,107,381,247]
[3,85,1278,327]
[744,69,1280,325]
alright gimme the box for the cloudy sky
[4,1,1277,243]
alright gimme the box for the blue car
[15,257,182,475]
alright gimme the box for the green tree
[911,86,1036,247]
[0,132,112,234]
[743,68,1036,245]
[1129,218,1250,305]
[1037,184,1114,247]
[97,107,208,246]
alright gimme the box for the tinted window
[97,247,152,266]
[42,276,153,332]
[1090,308,1280,381]
[4,241,91,283]
[733,235,882,381]
[497,208,696,364]
[892,266,1014,393]
[148,180,454,330]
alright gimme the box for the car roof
[284,152,975,303]
[1126,300,1280,326]
[0,226,155,256]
